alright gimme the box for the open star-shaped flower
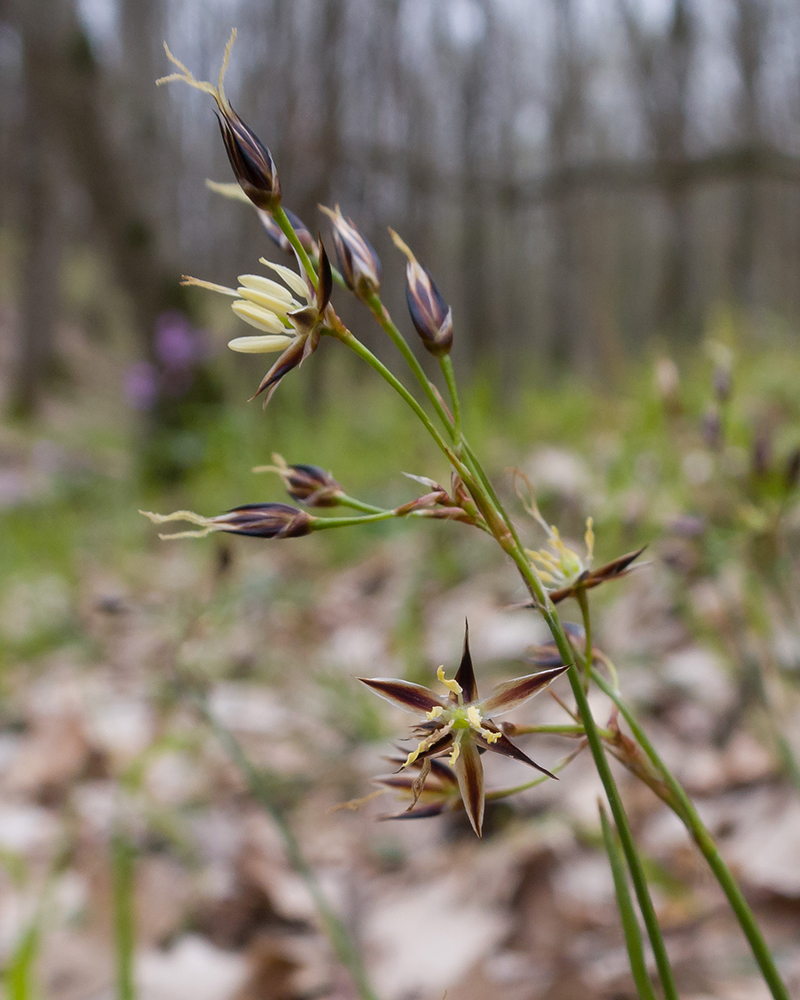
[360,625,567,837]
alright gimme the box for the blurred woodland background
[3,0,800,420]
[3,3,800,1000]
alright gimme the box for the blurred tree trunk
[9,0,169,360]
[11,15,61,418]
[457,1,492,367]
[620,0,696,338]
[548,0,585,370]
[730,0,768,308]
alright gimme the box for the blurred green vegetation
[2,313,800,682]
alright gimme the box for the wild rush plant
[145,32,792,1000]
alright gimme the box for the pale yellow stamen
[388,227,416,263]
[252,453,289,476]
[401,720,454,771]
[426,706,444,721]
[181,275,238,297]
[157,30,236,114]
[437,665,463,696]
[467,706,500,744]
[449,741,461,766]
[139,509,218,540]
[584,517,595,564]
[206,179,251,204]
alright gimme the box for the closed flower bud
[158,32,281,212]
[254,454,344,507]
[389,229,453,357]
[320,204,381,299]
[216,108,281,213]
[141,502,313,539]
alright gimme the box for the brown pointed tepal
[545,546,646,605]
[360,621,567,836]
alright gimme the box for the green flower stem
[439,356,462,455]
[599,803,659,1000]
[362,298,519,541]
[337,495,390,515]
[503,547,679,1000]
[576,586,593,688]
[487,745,584,800]
[365,293,454,432]
[590,665,790,1000]
[330,326,472,479]
[509,723,602,737]
[272,205,318,284]
[312,510,398,530]
[111,831,137,1000]
[361,297,516,537]
[203,706,380,1000]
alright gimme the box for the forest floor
[2,317,800,1000]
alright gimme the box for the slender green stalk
[487,745,584,799]
[272,206,318,284]
[498,546,679,1000]
[577,586,593,688]
[338,495,388,515]
[365,293,453,432]
[4,921,39,1000]
[509,723,588,736]
[439,356,462,455]
[111,831,137,1000]
[591,665,790,1000]
[202,707,379,1000]
[599,803,659,1000]
[331,327,467,475]
[312,510,398,530]
[339,320,678,998]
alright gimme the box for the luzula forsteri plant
[144,32,791,1000]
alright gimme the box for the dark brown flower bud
[255,454,344,507]
[157,36,280,213]
[141,502,313,539]
[217,107,281,212]
[259,209,317,257]
[320,205,381,300]
[390,230,453,357]
[213,502,312,538]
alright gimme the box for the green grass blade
[5,921,40,1000]
[599,802,659,1000]
[111,831,137,1000]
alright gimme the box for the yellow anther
[584,517,595,564]
[483,729,501,744]
[402,743,424,769]
[466,706,483,729]
[426,706,444,721]
[449,741,461,767]
[437,665,463,696]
